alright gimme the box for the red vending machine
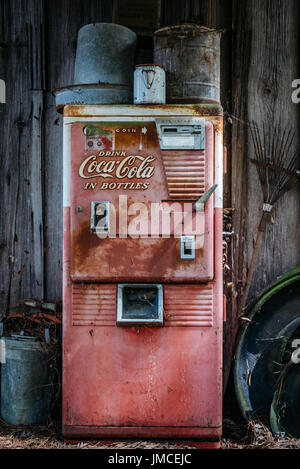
[60,102,223,447]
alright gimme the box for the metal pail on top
[55,23,137,108]
[154,24,222,104]
[74,23,137,86]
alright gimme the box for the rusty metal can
[154,24,222,104]
[134,64,166,104]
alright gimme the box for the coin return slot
[117,284,163,326]
[164,128,178,133]
[91,201,109,233]
[181,236,195,260]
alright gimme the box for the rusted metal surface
[154,24,222,104]
[69,120,214,283]
[71,283,214,328]
[62,104,223,442]
[61,103,223,117]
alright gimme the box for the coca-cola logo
[78,154,156,180]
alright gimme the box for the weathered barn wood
[245,0,300,298]
[0,0,46,313]
[43,0,113,301]
[0,0,114,312]
[0,0,299,386]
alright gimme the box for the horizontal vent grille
[72,284,213,327]
[164,285,213,327]
[72,284,116,326]
[162,154,205,200]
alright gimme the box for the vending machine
[60,102,223,447]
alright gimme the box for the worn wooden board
[228,0,251,386]
[245,0,300,300]
[0,0,113,315]
[113,0,162,36]
[0,0,45,315]
[228,0,300,388]
[43,0,112,301]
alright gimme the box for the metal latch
[194,184,218,212]
[91,201,109,233]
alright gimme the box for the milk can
[134,64,166,104]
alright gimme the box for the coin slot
[91,201,109,233]
[181,236,195,260]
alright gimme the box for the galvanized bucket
[59,23,138,106]
[134,64,166,104]
[0,336,55,425]
[54,83,133,109]
[154,24,222,104]
[74,23,137,86]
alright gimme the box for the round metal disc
[234,269,300,420]
[270,361,300,438]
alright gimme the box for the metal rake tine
[250,123,263,171]
[257,123,269,199]
[255,121,265,167]
[279,128,295,168]
[251,123,267,198]
[270,150,299,204]
[270,125,288,196]
[270,121,282,188]
[250,122,259,157]
[256,124,265,165]
[268,122,278,191]
[263,121,271,202]
[269,125,293,202]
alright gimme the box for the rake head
[250,121,300,206]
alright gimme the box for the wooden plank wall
[229,0,300,384]
[0,0,113,314]
[0,0,299,383]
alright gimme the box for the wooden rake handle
[240,210,270,312]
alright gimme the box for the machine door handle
[194,184,218,212]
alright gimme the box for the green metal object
[245,268,300,313]
[234,268,300,421]
[194,184,218,212]
[270,361,300,438]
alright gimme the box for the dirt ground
[0,418,300,450]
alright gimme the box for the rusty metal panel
[164,285,214,327]
[69,118,214,283]
[162,152,206,199]
[72,284,116,326]
[62,103,223,117]
[63,323,222,429]
[62,104,223,441]
[71,283,214,327]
